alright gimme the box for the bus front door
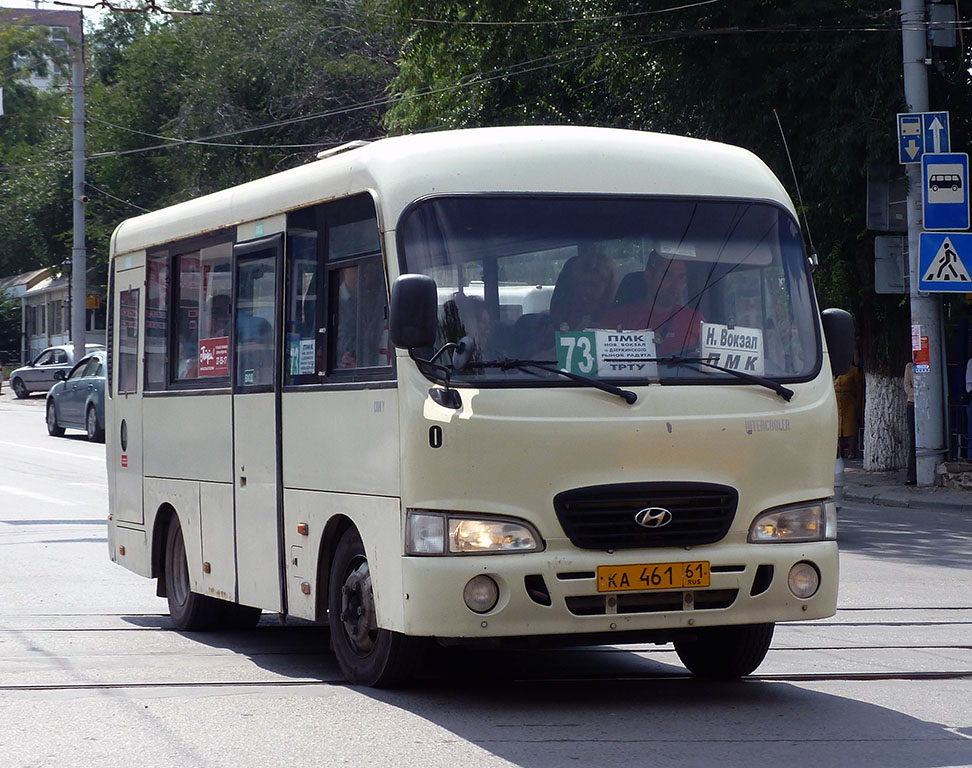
[232,235,284,612]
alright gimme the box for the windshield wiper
[469,358,638,405]
[631,355,794,401]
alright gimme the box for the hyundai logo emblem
[634,507,673,528]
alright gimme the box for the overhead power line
[50,0,207,16]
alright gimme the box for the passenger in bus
[549,247,617,332]
[236,308,274,385]
[336,267,358,368]
[207,293,231,339]
[600,255,705,355]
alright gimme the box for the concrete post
[902,0,947,485]
[70,14,86,363]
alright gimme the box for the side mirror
[53,370,66,381]
[821,308,855,376]
[389,274,438,350]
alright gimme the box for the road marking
[0,439,104,462]
[0,485,71,506]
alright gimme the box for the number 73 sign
[556,330,658,379]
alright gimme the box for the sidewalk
[841,457,972,513]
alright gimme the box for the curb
[843,488,972,514]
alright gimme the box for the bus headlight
[405,510,543,555]
[748,500,837,543]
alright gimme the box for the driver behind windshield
[600,253,706,355]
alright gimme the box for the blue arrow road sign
[919,232,972,291]
[922,152,969,230]
[898,111,950,164]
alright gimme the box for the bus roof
[110,126,795,258]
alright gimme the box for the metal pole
[902,0,947,485]
[70,14,86,363]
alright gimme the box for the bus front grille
[553,482,738,549]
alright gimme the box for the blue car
[46,350,106,442]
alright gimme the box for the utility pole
[70,12,86,363]
[901,0,947,485]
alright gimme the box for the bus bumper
[396,540,838,639]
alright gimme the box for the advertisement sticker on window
[198,336,229,377]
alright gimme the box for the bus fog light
[788,562,820,598]
[463,575,499,613]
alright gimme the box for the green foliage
[0,16,74,278]
[80,0,397,275]
[0,288,20,361]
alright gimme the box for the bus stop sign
[922,152,970,231]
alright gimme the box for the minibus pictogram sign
[922,152,969,231]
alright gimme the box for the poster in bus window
[198,336,229,377]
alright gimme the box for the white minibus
[106,126,853,686]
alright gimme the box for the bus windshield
[398,196,820,384]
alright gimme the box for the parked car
[8,344,105,399]
[46,350,107,442]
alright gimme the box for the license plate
[597,561,710,593]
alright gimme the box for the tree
[0,15,73,279]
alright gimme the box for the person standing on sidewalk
[835,349,863,459]
[965,353,972,459]
[904,361,916,485]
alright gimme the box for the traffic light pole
[902,0,947,485]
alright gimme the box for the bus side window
[173,243,232,383]
[328,257,389,370]
[323,193,389,374]
[145,255,169,390]
[118,288,139,393]
[284,207,323,386]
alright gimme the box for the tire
[674,623,775,680]
[328,527,425,686]
[12,378,28,399]
[164,516,224,631]
[86,405,105,442]
[46,400,64,437]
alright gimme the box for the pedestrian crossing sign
[918,232,972,291]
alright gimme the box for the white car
[8,344,105,399]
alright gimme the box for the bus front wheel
[328,527,424,687]
[673,622,774,680]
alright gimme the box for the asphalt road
[1,390,971,768]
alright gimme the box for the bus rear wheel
[328,527,424,687]
[164,516,224,631]
[673,623,774,680]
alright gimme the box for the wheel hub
[340,561,377,654]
